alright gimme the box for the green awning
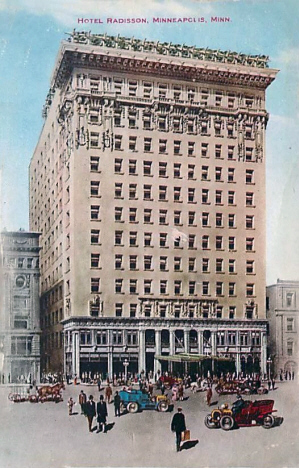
[155,353,234,362]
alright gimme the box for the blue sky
[0,0,299,284]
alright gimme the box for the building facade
[266,280,299,376]
[0,231,41,383]
[29,32,278,378]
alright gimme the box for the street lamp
[267,357,272,380]
[123,359,129,383]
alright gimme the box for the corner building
[29,32,278,378]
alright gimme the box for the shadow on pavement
[274,416,284,427]
[105,422,115,432]
[181,440,199,451]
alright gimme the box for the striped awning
[154,353,233,362]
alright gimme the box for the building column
[138,329,146,374]
[261,331,267,376]
[236,331,241,375]
[169,330,175,373]
[72,331,79,377]
[154,330,161,377]
[211,331,216,373]
[107,330,113,380]
[184,329,190,354]
[198,330,203,355]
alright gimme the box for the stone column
[72,331,80,377]
[154,330,162,377]
[261,331,267,376]
[107,330,113,380]
[198,331,203,355]
[211,331,216,373]
[184,329,190,354]
[169,330,175,373]
[236,331,241,375]
[138,329,146,374]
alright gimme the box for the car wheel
[157,401,168,412]
[220,415,234,431]
[119,402,125,414]
[127,402,139,413]
[262,414,275,429]
[204,414,217,429]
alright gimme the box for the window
[158,83,167,98]
[246,283,254,297]
[246,260,254,274]
[114,135,122,150]
[215,145,222,159]
[91,205,100,220]
[174,235,181,248]
[115,303,123,317]
[188,164,195,179]
[174,163,181,178]
[246,192,254,206]
[143,185,152,200]
[114,207,123,222]
[227,122,234,137]
[245,147,253,160]
[90,132,100,147]
[201,121,208,135]
[188,142,195,156]
[97,331,107,345]
[160,256,168,271]
[240,333,249,345]
[115,183,123,198]
[228,214,235,228]
[91,278,100,293]
[201,258,210,273]
[174,187,181,202]
[246,169,254,184]
[90,156,100,172]
[129,136,137,151]
[188,234,196,249]
[202,166,209,180]
[160,280,168,294]
[228,146,235,160]
[144,256,152,271]
[138,154,150,173]
[287,318,294,331]
[129,184,137,199]
[174,257,182,271]
[115,255,123,270]
[202,235,209,249]
[174,211,181,225]
[215,167,222,181]
[202,189,209,204]
[202,281,209,295]
[229,306,235,319]
[174,140,181,154]
[229,282,236,296]
[129,160,137,175]
[287,293,294,307]
[228,191,235,205]
[91,229,100,244]
[114,109,122,126]
[228,331,236,345]
[216,282,223,296]
[173,85,181,100]
[91,254,100,268]
[228,168,235,182]
[159,139,167,153]
[129,255,137,270]
[114,158,123,173]
[189,281,196,295]
[143,82,152,98]
[229,236,236,250]
[214,120,222,135]
[174,280,182,295]
[159,162,167,177]
[229,259,236,273]
[130,279,137,294]
[130,304,137,317]
[287,341,293,356]
[188,211,195,226]
[188,188,195,203]
[129,208,137,223]
[201,143,209,157]
[216,213,223,227]
[128,111,137,127]
[144,232,152,247]
[216,258,223,272]
[112,331,123,345]
[143,112,151,129]
[159,210,167,225]
[246,237,254,251]
[144,138,152,152]
[144,279,152,294]
[160,233,167,247]
[159,186,167,201]
[246,215,254,229]
[129,231,137,246]
[115,279,123,294]
[144,209,152,224]
[189,258,196,272]
[202,212,209,227]
[173,116,182,132]
[215,190,223,205]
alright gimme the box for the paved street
[0,380,298,468]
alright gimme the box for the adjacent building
[267,279,299,376]
[0,230,41,383]
[29,32,278,378]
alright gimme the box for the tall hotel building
[29,32,278,378]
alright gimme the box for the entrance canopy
[155,353,234,363]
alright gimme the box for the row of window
[91,277,255,297]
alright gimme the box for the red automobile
[158,376,181,389]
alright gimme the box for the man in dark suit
[85,395,96,432]
[97,394,108,433]
[171,407,186,452]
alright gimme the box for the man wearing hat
[85,395,96,432]
[171,407,186,452]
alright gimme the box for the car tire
[157,401,169,412]
[204,414,217,429]
[127,402,139,413]
[262,414,275,429]
[119,402,125,414]
[220,415,234,431]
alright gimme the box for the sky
[0,0,299,284]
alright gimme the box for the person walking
[171,407,186,452]
[85,395,96,432]
[105,384,113,404]
[114,391,121,417]
[97,395,108,433]
[79,390,87,415]
[206,385,213,406]
[67,397,74,416]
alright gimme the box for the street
[0,380,298,468]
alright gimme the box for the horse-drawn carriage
[8,382,64,403]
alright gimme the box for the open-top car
[119,389,170,413]
[205,399,278,430]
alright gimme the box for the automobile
[119,389,170,413]
[204,399,278,430]
[157,376,182,389]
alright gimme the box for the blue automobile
[119,389,170,413]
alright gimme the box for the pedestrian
[97,395,108,433]
[171,407,186,452]
[172,384,178,402]
[97,376,102,391]
[206,385,212,406]
[105,384,113,404]
[68,397,74,416]
[85,395,96,432]
[267,379,271,391]
[161,381,165,396]
[79,390,87,415]
[292,371,295,380]
[271,377,275,391]
[114,390,121,417]
[178,383,184,401]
